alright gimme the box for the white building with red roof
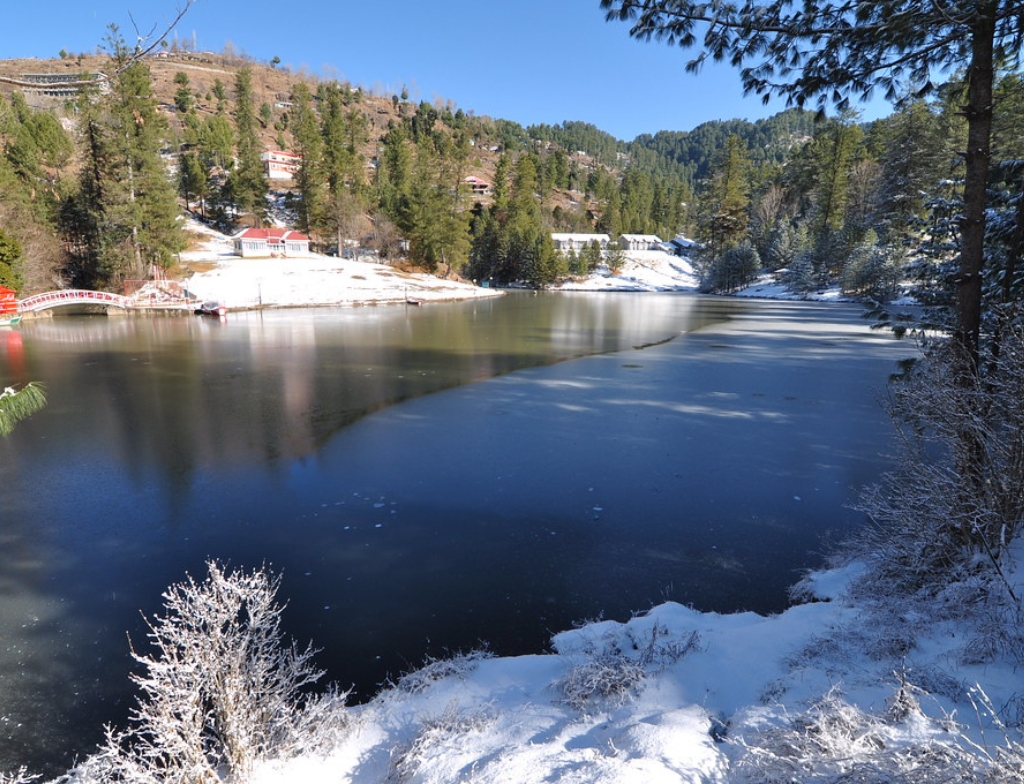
[261,150,302,180]
[232,227,311,258]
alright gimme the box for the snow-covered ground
[555,250,700,292]
[179,221,503,309]
[179,221,707,306]
[233,538,1024,784]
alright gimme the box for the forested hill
[0,49,821,194]
[629,109,819,183]
[10,44,959,295]
[526,109,818,186]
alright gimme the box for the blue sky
[7,0,895,140]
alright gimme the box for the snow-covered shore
[179,220,704,309]
[179,222,504,309]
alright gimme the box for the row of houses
[228,228,694,260]
[550,233,670,253]
[258,149,493,197]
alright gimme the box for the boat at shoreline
[195,301,228,318]
[0,314,21,327]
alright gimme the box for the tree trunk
[956,7,996,370]
[953,7,997,548]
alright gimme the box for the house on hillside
[261,150,302,180]
[233,227,310,258]
[463,176,491,195]
[618,234,663,252]
[666,236,698,256]
[551,233,611,254]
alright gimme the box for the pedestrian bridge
[17,290,133,312]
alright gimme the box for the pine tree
[697,134,751,257]
[320,83,368,254]
[808,113,863,244]
[289,82,325,237]
[229,66,266,225]
[378,123,414,230]
[63,26,185,287]
[405,133,470,274]
[876,101,945,242]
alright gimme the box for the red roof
[236,228,310,243]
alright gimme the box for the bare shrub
[387,702,494,784]
[554,622,701,713]
[732,686,982,784]
[391,648,494,695]
[65,560,346,784]
[0,768,39,784]
[852,327,1024,604]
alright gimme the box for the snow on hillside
[179,220,702,306]
[178,220,502,309]
[557,249,699,292]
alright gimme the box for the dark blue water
[0,293,914,777]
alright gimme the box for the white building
[551,233,611,254]
[261,150,302,181]
[618,234,663,252]
[232,228,311,257]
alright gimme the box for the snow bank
[556,250,699,292]
[239,548,1024,784]
[179,220,501,309]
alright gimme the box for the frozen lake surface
[0,293,915,776]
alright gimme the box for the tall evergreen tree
[807,114,863,244]
[875,101,945,242]
[378,123,414,230]
[320,83,368,253]
[228,66,266,225]
[696,134,751,257]
[63,26,184,287]
[405,132,471,274]
[289,82,325,237]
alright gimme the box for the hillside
[0,49,824,200]
[0,51,504,189]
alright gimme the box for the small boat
[195,301,228,318]
[0,314,22,327]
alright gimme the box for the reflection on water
[0,293,912,777]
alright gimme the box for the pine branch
[0,382,47,438]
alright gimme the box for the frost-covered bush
[557,648,648,713]
[852,328,1024,607]
[391,649,494,695]
[841,239,906,301]
[732,686,981,784]
[783,252,818,293]
[554,621,700,712]
[700,244,761,293]
[64,561,348,784]
[387,702,494,784]
[0,768,38,784]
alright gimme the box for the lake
[0,292,915,776]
